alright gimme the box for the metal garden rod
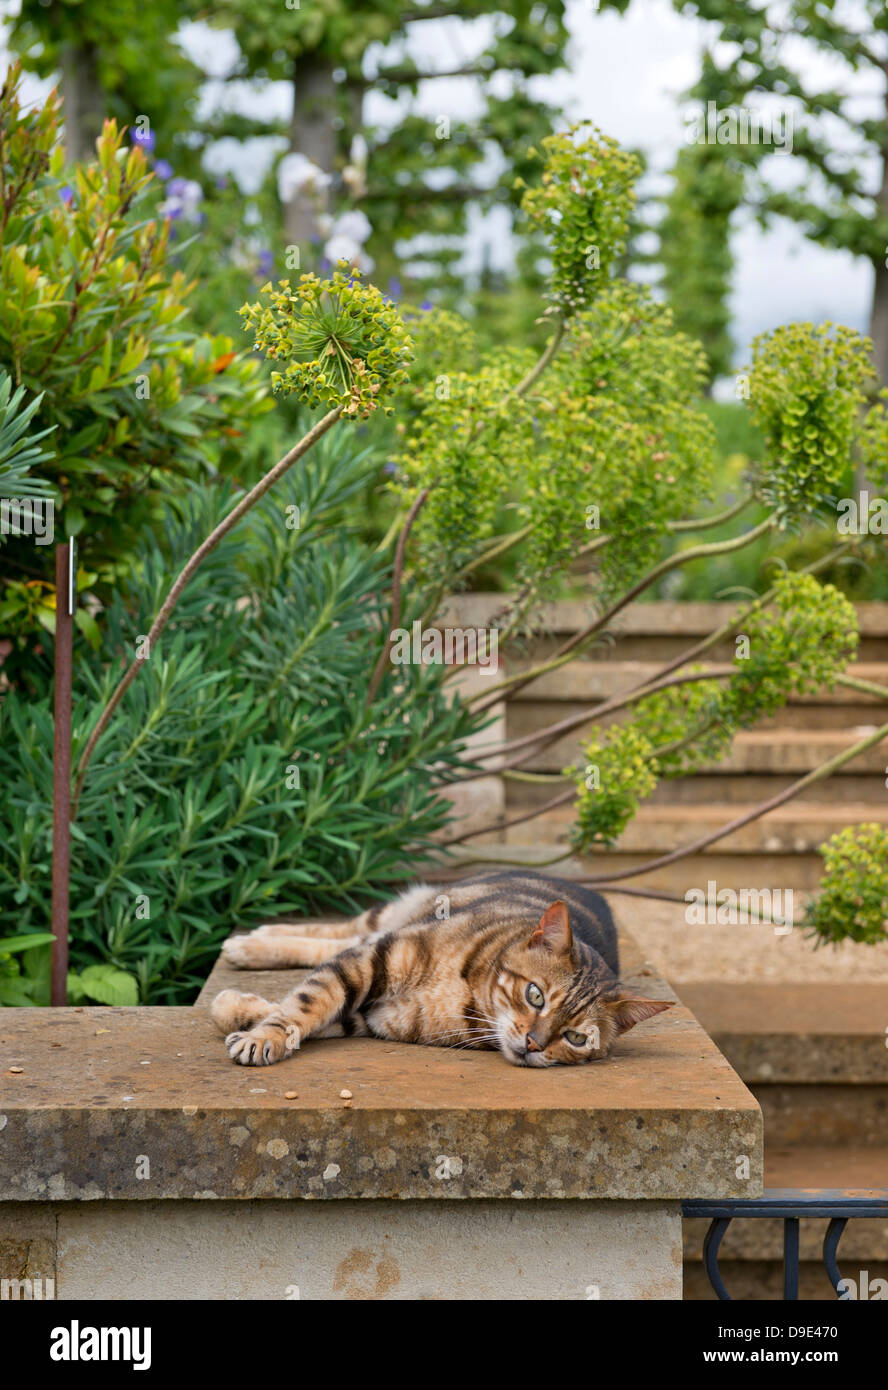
[51,540,73,1006]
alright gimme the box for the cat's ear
[603,993,672,1035]
[527,900,572,955]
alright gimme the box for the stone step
[437,841,830,892]
[512,697,885,733]
[507,660,888,706]
[506,772,888,807]
[443,596,888,640]
[498,802,888,857]
[678,983,888,1085]
[501,726,888,775]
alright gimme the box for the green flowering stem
[667,495,754,532]
[511,315,565,397]
[470,514,778,713]
[72,405,343,815]
[439,785,575,847]
[502,769,566,783]
[365,485,430,708]
[574,496,753,565]
[836,673,888,701]
[579,717,888,886]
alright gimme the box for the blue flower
[420,299,433,311]
[59,185,74,206]
[131,128,155,153]
[388,276,402,299]
[154,159,174,181]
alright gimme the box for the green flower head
[518,125,641,316]
[239,263,414,418]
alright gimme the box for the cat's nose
[525,1034,542,1053]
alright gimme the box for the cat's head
[491,900,672,1067]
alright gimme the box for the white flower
[277,152,332,203]
[331,209,372,244]
[323,232,374,273]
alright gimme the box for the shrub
[0,63,270,665]
[0,429,480,1002]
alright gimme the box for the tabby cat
[211,871,671,1067]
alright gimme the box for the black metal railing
[683,1188,888,1300]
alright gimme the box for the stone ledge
[679,983,888,1084]
[0,926,762,1204]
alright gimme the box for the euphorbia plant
[73,263,415,808]
[363,124,888,944]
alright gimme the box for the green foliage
[67,964,139,1006]
[659,141,743,384]
[240,265,413,417]
[748,322,874,515]
[395,273,717,611]
[9,0,203,164]
[0,64,270,646]
[569,723,658,850]
[674,3,888,376]
[538,285,716,597]
[0,933,55,1006]
[518,126,641,315]
[859,389,888,495]
[568,575,858,849]
[806,825,888,948]
[0,372,54,502]
[0,933,139,1006]
[0,432,480,1004]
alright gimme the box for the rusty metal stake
[51,541,73,1005]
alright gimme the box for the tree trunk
[59,43,104,166]
[869,256,888,387]
[284,54,339,248]
[868,88,888,386]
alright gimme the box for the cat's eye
[563,1030,587,1047]
[525,983,544,1009]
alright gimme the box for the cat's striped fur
[211,871,671,1068]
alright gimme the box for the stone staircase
[447,598,888,892]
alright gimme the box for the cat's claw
[225,1022,299,1066]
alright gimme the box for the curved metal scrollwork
[683,1190,888,1302]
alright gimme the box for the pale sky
[1,0,879,369]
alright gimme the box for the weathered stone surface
[0,935,761,1203]
[53,1197,682,1300]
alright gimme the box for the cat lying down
[211,870,671,1068]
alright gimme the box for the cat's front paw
[225,1019,300,1066]
[222,932,272,969]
